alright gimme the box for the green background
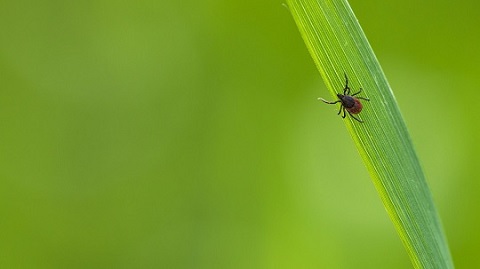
[0,0,476,268]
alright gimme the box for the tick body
[319,74,370,123]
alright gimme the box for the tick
[319,74,370,123]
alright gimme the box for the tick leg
[318,98,340,104]
[357,97,370,101]
[352,88,369,100]
[352,88,363,96]
[337,104,343,115]
[341,107,346,118]
[348,112,364,123]
[343,73,351,95]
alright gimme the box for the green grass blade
[286,0,454,268]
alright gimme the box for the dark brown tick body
[319,74,370,123]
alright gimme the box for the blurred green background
[0,0,477,268]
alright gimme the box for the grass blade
[286,0,454,267]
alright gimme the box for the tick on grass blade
[319,74,370,123]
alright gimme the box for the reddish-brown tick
[319,74,370,123]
